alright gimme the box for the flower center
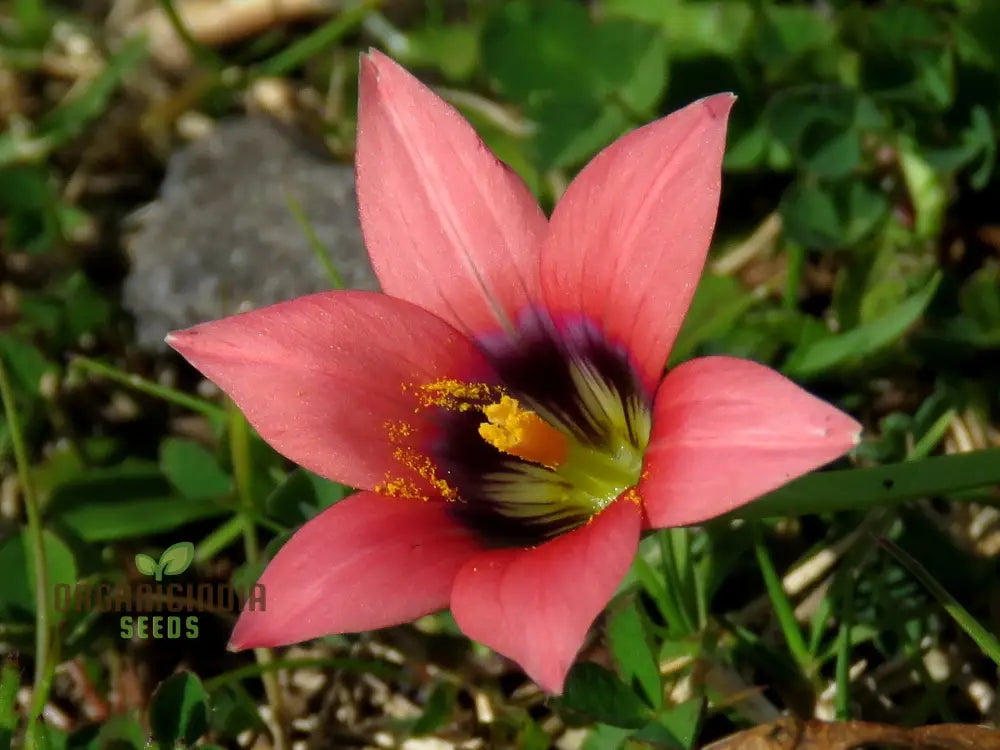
[431,314,653,546]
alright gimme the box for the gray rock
[123,116,378,348]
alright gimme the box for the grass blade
[285,193,345,290]
[751,525,811,672]
[741,447,1000,518]
[257,2,377,77]
[878,537,1000,666]
[0,354,51,744]
[71,356,225,419]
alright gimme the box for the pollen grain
[621,487,642,506]
[375,475,425,501]
[393,447,459,501]
[416,378,501,412]
[385,420,415,442]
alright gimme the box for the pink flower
[167,51,861,693]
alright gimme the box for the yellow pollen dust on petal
[478,396,568,469]
[375,475,426,501]
[385,420,415,442]
[377,418,459,502]
[414,378,502,412]
[621,487,642,506]
[393,447,458,501]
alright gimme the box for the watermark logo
[134,541,195,581]
[53,540,265,641]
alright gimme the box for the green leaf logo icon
[160,542,195,576]
[135,553,157,577]
[134,542,195,581]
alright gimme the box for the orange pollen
[478,396,568,469]
[621,487,642,506]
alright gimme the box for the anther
[478,396,568,468]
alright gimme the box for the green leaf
[0,529,76,623]
[956,0,1000,70]
[0,659,18,731]
[765,86,859,161]
[780,178,890,251]
[840,181,892,246]
[723,120,770,170]
[924,106,996,189]
[632,720,684,748]
[754,5,836,69]
[669,273,762,365]
[482,0,594,103]
[519,718,550,750]
[780,180,840,248]
[411,681,456,736]
[485,1,663,106]
[209,683,266,737]
[133,553,157,578]
[0,166,56,250]
[952,262,1000,347]
[160,438,233,500]
[58,496,227,542]
[28,724,68,750]
[60,272,113,341]
[159,541,195,577]
[629,550,678,635]
[0,334,57,398]
[47,464,229,541]
[899,141,947,240]
[783,272,941,378]
[400,23,480,81]
[608,0,753,59]
[964,106,995,190]
[582,723,633,750]
[593,20,667,114]
[646,699,702,749]
[608,601,662,710]
[799,125,862,179]
[265,468,349,526]
[530,97,629,170]
[0,164,52,206]
[71,713,147,749]
[559,663,653,729]
[149,671,210,747]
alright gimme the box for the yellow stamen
[478,396,568,468]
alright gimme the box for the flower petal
[450,499,641,693]
[356,50,547,339]
[640,356,862,527]
[167,290,491,493]
[229,491,483,649]
[541,94,735,394]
